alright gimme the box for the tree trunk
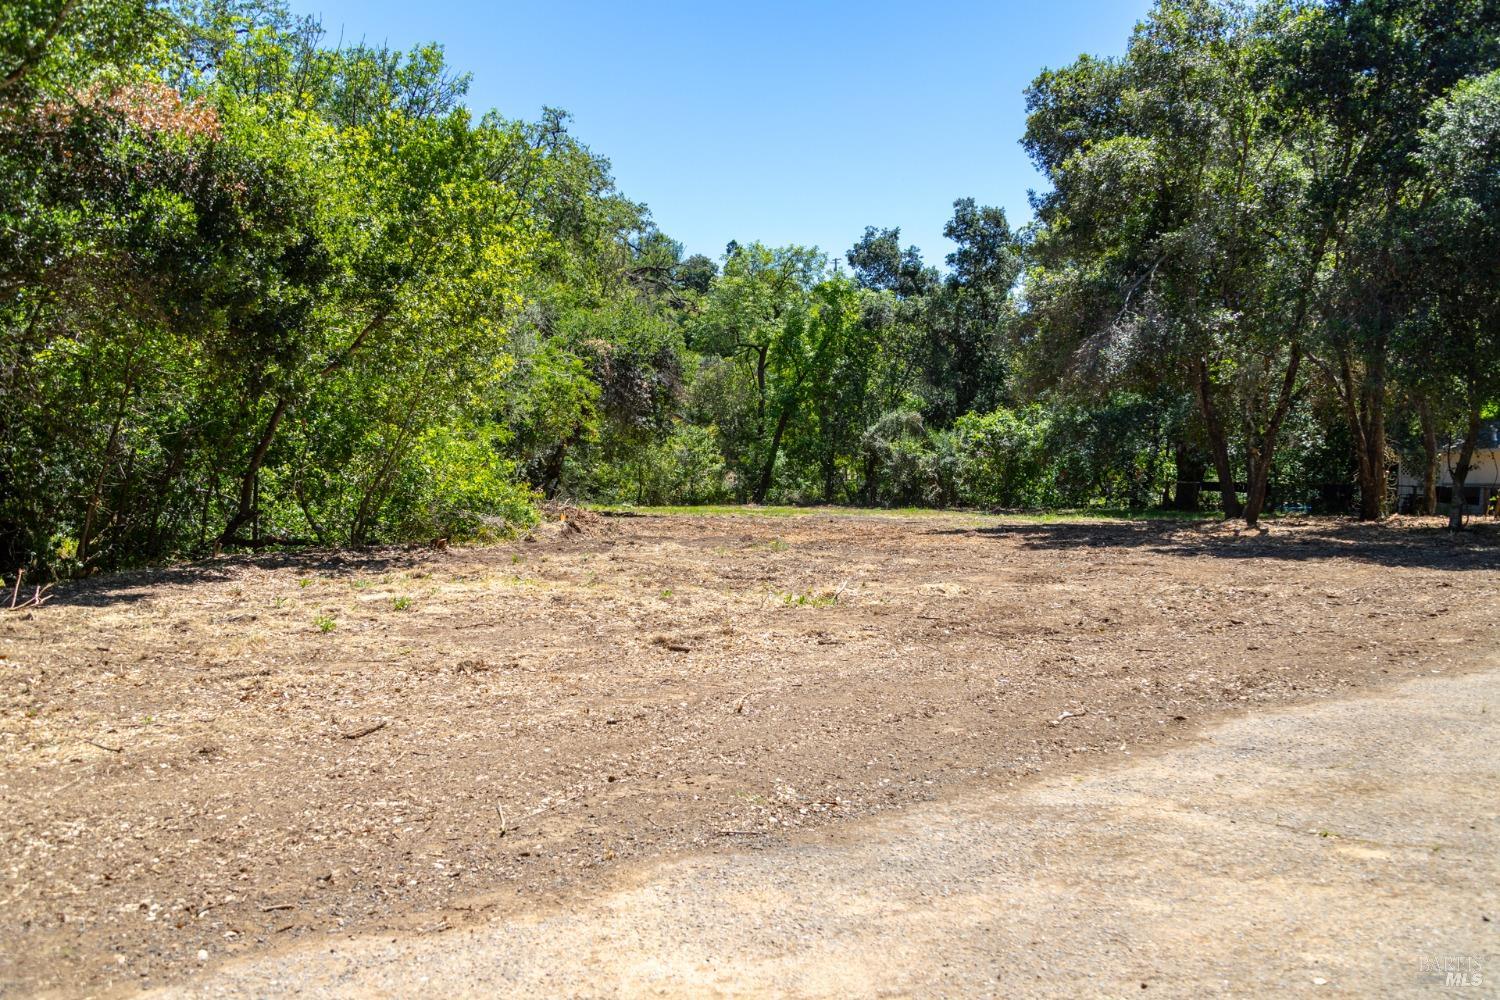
[862,453,879,507]
[1336,349,1388,521]
[753,404,794,504]
[1418,398,1439,515]
[220,397,289,545]
[1241,345,1302,528]
[754,344,769,438]
[539,441,568,499]
[1207,431,1239,518]
[1171,441,1204,511]
[1354,439,1385,521]
[1190,358,1241,518]
[1447,407,1482,532]
[78,410,125,567]
[349,421,417,545]
[1244,450,1273,528]
[1361,362,1389,521]
[220,310,391,545]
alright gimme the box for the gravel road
[150,663,1498,999]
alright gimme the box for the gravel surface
[149,663,1499,998]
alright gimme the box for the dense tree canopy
[3,0,1498,576]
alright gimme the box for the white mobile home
[1395,420,1500,515]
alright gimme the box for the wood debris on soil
[1,512,1496,996]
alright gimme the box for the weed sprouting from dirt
[777,588,838,607]
[314,613,337,632]
[391,595,412,611]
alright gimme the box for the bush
[397,425,540,541]
[580,423,731,505]
[858,410,957,507]
[952,406,1055,507]
[639,424,731,505]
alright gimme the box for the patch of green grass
[593,503,1221,525]
[314,613,337,633]
[659,588,674,598]
[297,577,312,588]
[390,595,412,611]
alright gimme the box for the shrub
[952,406,1055,507]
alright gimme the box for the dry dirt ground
[146,661,1500,999]
[2,510,1497,996]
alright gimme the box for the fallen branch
[340,721,388,740]
[1049,709,1089,727]
[260,903,296,912]
[4,580,53,613]
[81,737,122,753]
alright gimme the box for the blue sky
[289,1,1154,269]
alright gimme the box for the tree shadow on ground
[42,546,439,610]
[928,518,1500,572]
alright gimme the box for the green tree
[1406,69,1500,529]
[1024,0,1327,526]
[1282,0,1500,520]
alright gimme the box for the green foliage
[582,423,729,505]
[777,588,839,608]
[1046,394,1174,509]
[858,410,954,508]
[1407,68,1500,525]
[952,407,1055,508]
[634,424,730,505]
[0,2,567,571]
[6,0,1497,574]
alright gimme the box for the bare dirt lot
[3,511,1498,996]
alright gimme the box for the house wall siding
[1396,449,1500,489]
